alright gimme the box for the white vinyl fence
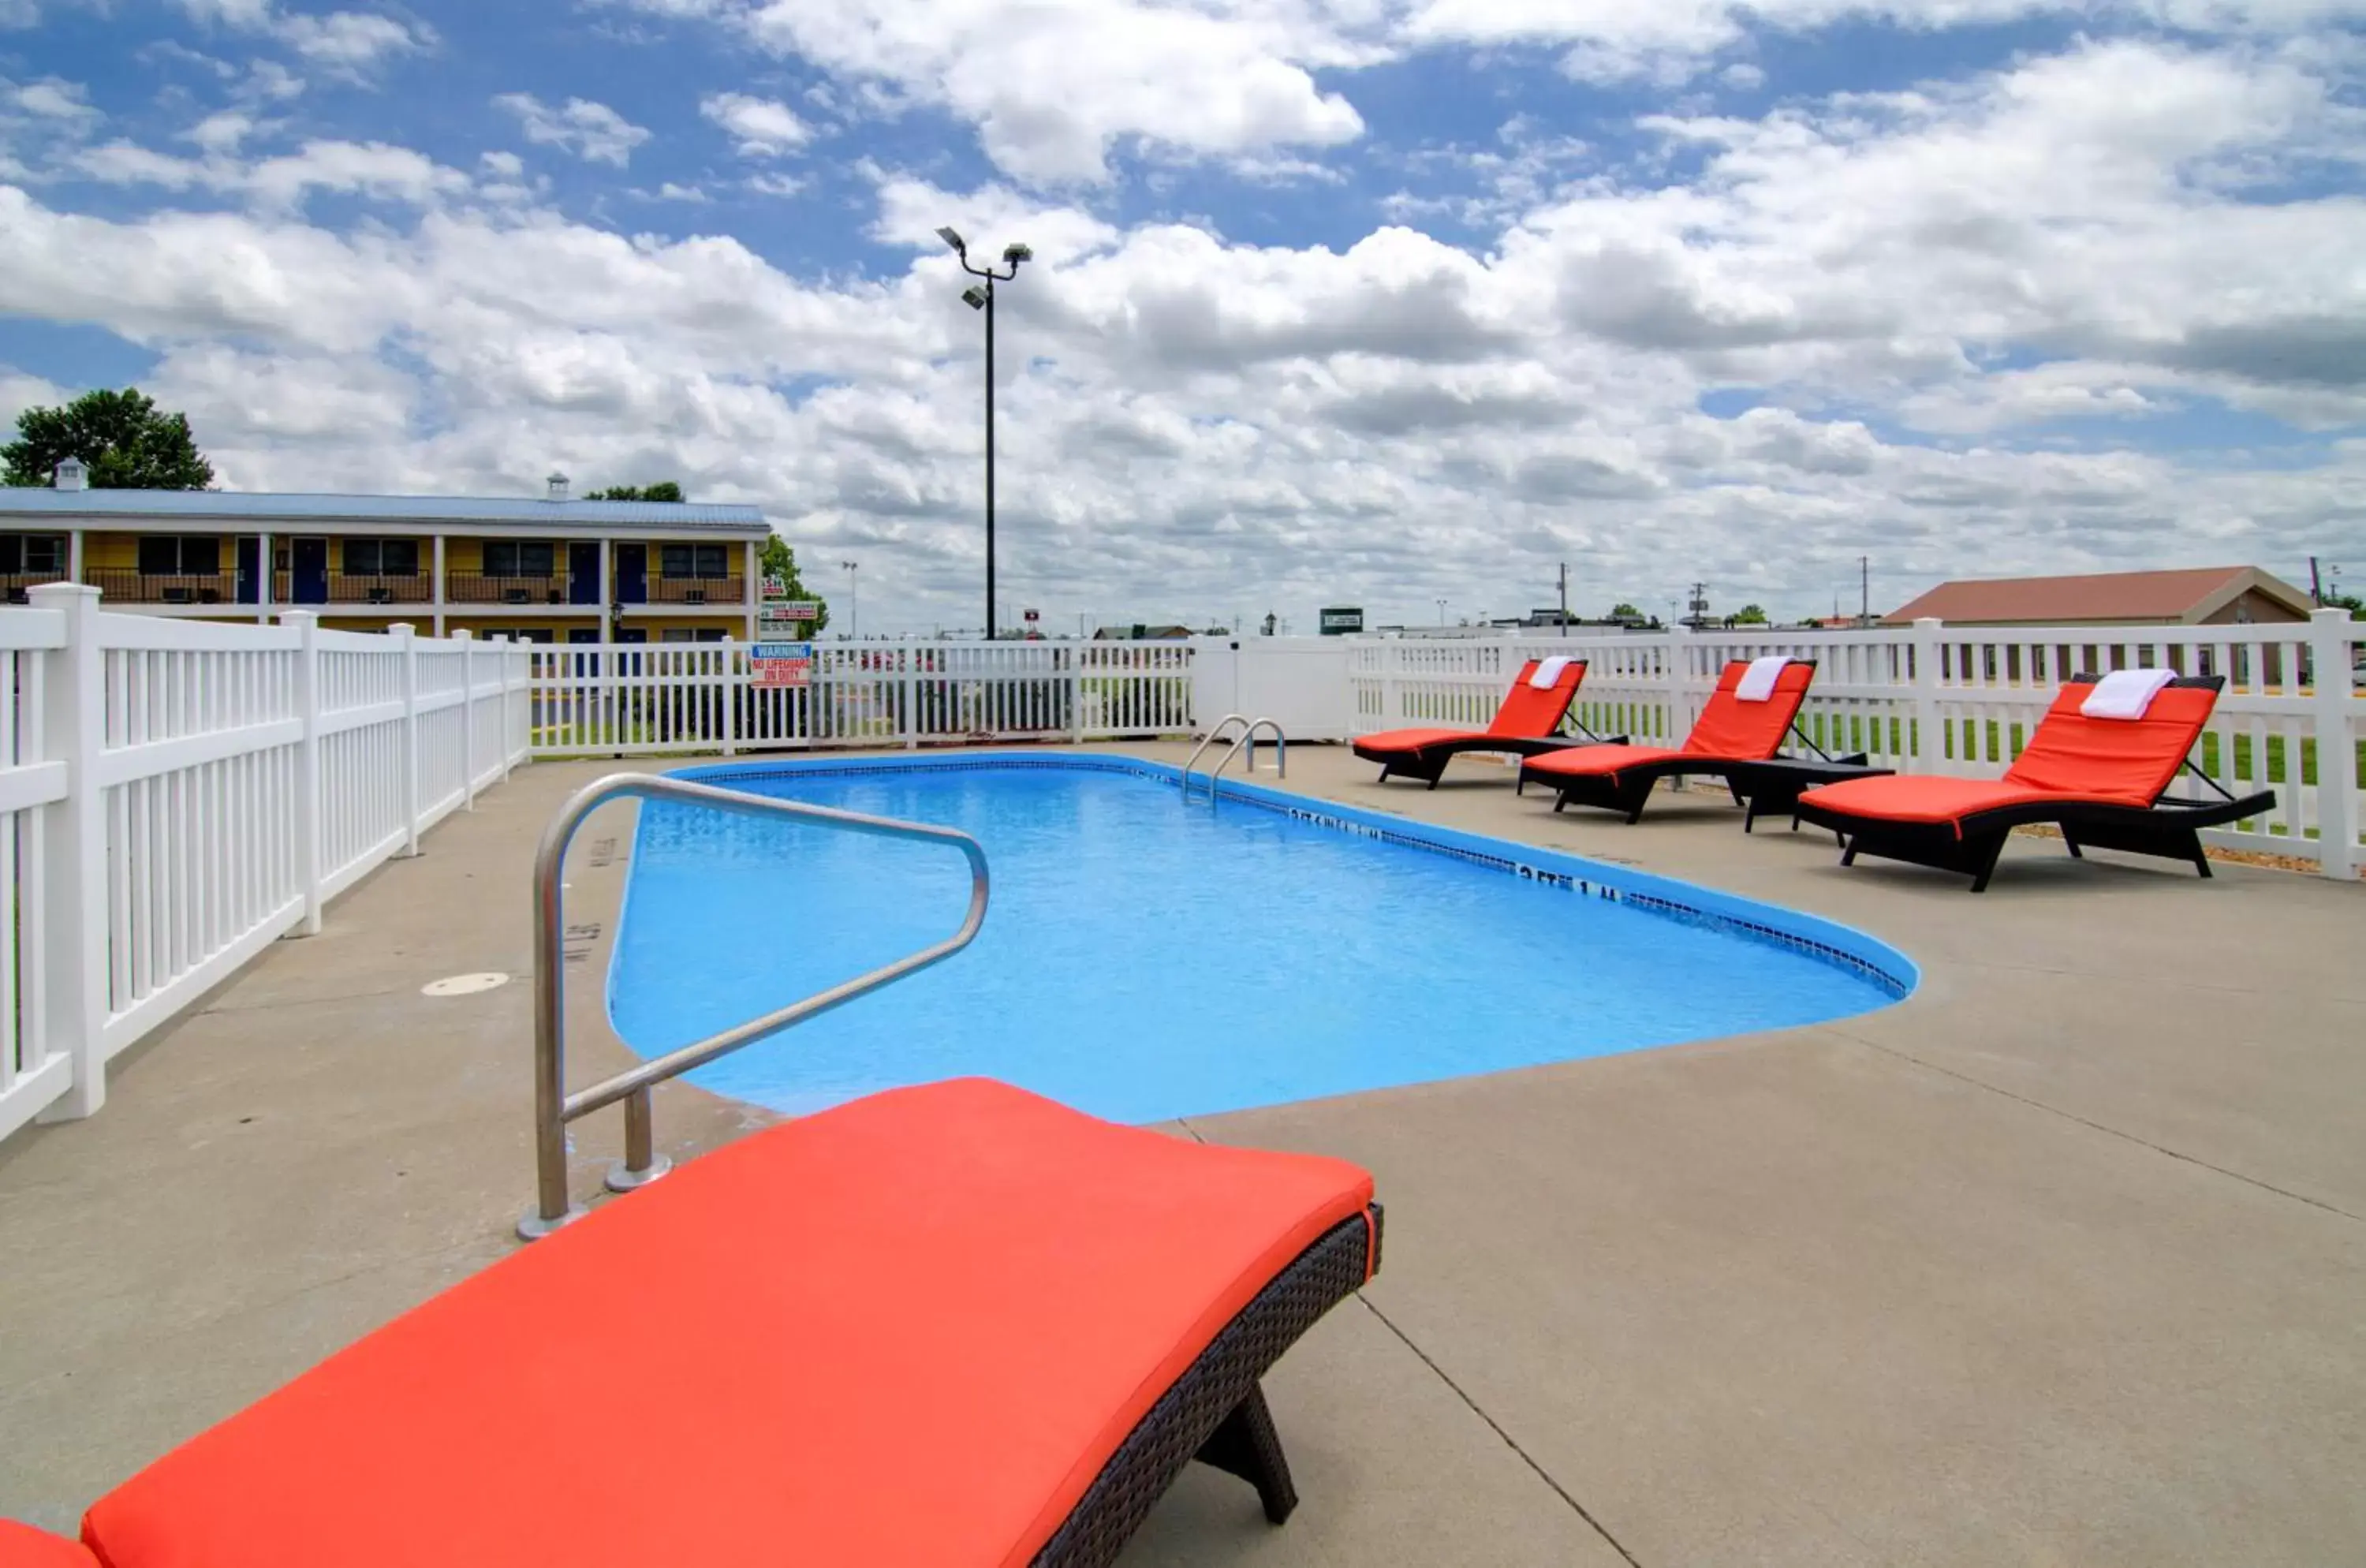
[1352,611,2364,879]
[1,586,533,1143]
[528,640,1196,755]
[518,613,2360,880]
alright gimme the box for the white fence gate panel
[0,588,534,1143]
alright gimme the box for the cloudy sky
[2,0,2362,632]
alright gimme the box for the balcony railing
[447,572,580,606]
[271,571,434,606]
[84,569,240,606]
[2,571,68,605]
[647,575,745,606]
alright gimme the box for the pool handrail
[1180,713,1254,797]
[519,772,991,1240]
[1181,715,1285,799]
[1211,718,1287,792]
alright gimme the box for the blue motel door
[614,544,647,605]
[291,538,328,604]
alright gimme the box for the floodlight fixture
[935,226,966,252]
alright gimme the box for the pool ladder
[1181,713,1286,801]
[518,773,990,1240]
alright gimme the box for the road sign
[1319,607,1364,636]
[756,600,818,640]
[761,575,788,602]
[1024,607,1039,622]
[752,641,812,688]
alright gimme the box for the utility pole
[1860,555,1870,627]
[1558,562,1569,637]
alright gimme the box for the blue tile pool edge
[615,752,1920,1014]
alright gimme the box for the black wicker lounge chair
[3,1078,1382,1568]
[1353,656,1599,787]
[1793,673,2274,892]
[1518,659,1830,820]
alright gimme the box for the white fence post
[501,637,519,778]
[1912,617,1944,774]
[1662,623,1690,749]
[394,622,422,856]
[2308,607,2357,879]
[286,610,325,936]
[28,584,106,1121]
[720,638,738,758]
[457,628,477,809]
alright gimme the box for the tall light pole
[938,225,1031,640]
[840,559,858,640]
[1435,597,1447,629]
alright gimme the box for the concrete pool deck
[2,743,2361,1564]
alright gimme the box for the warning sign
[752,641,812,688]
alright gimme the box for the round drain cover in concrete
[422,972,509,998]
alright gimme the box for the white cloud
[70,137,474,211]
[278,11,433,70]
[494,93,652,166]
[655,181,711,201]
[0,368,67,433]
[237,60,308,102]
[699,91,812,156]
[174,1,435,78]
[626,0,1370,183]
[186,110,259,152]
[869,172,1124,261]
[6,23,2365,625]
[12,77,99,123]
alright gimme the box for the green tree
[2330,592,2364,621]
[4,387,215,489]
[585,481,685,502]
[759,535,830,633]
[1608,601,1642,621]
[1728,603,1769,625]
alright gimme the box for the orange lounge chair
[1351,656,1595,787]
[1518,658,1821,821]
[1793,672,2273,892]
[2,1078,1381,1568]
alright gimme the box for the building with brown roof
[1882,566,2313,627]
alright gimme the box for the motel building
[0,461,771,644]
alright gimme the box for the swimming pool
[608,756,1914,1124]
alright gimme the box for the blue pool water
[608,758,1912,1123]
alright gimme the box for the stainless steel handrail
[518,772,990,1240]
[1180,712,1252,799]
[1211,717,1286,789]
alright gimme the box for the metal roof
[0,487,771,532]
[1882,566,2312,625]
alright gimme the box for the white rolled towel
[2079,667,2176,719]
[1529,655,1577,689]
[1734,655,1789,702]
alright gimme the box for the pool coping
[651,750,1919,1002]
